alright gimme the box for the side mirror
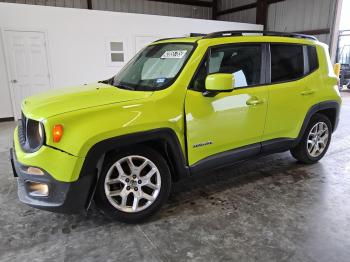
[204,73,234,97]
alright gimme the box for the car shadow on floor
[85,152,316,224]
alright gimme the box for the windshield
[112,43,195,91]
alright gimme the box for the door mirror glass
[204,73,234,95]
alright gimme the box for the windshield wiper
[114,82,135,91]
[98,77,114,85]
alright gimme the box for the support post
[212,0,218,20]
[87,0,92,10]
[256,0,268,28]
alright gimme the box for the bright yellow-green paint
[14,35,341,182]
[185,86,268,164]
[205,73,234,91]
[13,127,84,182]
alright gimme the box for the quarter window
[270,44,304,83]
[307,45,318,72]
[192,44,262,91]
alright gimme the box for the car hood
[22,83,153,119]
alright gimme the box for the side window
[307,45,318,72]
[191,44,262,91]
[270,44,304,83]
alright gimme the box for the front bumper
[10,148,95,214]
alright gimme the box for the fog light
[23,167,44,175]
[26,181,49,197]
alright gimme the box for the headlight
[38,122,44,139]
[19,115,45,152]
[27,120,45,150]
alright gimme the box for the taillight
[53,124,64,143]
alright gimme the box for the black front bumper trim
[10,148,95,214]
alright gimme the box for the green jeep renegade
[10,31,341,223]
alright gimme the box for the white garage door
[4,30,51,120]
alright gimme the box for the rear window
[270,44,304,83]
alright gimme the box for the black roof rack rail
[190,33,207,37]
[202,30,318,41]
[152,37,187,43]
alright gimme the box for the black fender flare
[293,100,340,146]
[79,128,189,180]
[78,128,190,209]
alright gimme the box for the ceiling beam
[217,0,285,16]
[146,0,213,8]
[217,3,256,16]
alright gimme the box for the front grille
[18,112,45,153]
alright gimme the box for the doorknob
[301,89,315,96]
[246,97,264,106]
[11,79,18,84]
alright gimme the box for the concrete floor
[1,92,350,262]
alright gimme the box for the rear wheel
[290,114,332,164]
[94,146,171,223]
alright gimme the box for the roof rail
[202,30,317,41]
[152,37,187,43]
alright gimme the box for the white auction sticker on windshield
[161,50,187,59]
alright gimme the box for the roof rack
[152,37,187,43]
[202,30,317,41]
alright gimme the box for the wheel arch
[80,128,189,182]
[294,100,340,146]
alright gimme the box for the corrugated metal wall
[217,0,337,44]
[0,0,338,44]
[91,0,211,19]
[0,0,212,19]
[218,0,256,24]
[267,0,337,44]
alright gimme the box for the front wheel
[290,114,332,164]
[94,146,171,223]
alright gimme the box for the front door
[185,43,268,166]
[4,30,51,119]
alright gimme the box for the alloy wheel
[307,122,329,158]
[104,155,161,213]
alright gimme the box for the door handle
[301,89,315,96]
[246,97,264,106]
[11,79,18,84]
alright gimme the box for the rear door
[262,43,320,142]
[185,43,269,166]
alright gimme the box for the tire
[290,113,332,164]
[94,146,171,223]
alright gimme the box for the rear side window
[307,45,318,72]
[270,44,304,83]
